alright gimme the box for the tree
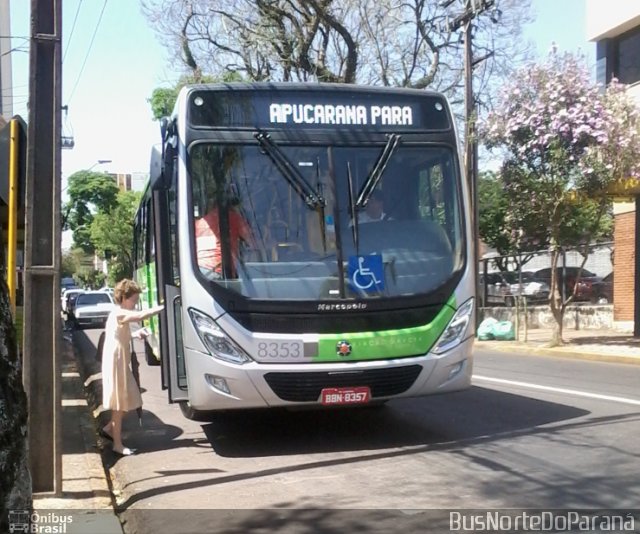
[63,171,119,253]
[477,170,543,272]
[141,0,533,108]
[0,283,30,528]
[90,191,141,284]
[75,269,107,290]
[483,50,640,345]
[61,249,78,278]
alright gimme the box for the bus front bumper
[184,337,474,411]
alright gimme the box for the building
[110,172,148,193]
[587,0,640,331]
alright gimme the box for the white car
[507,272,550,305]
[73,291,115,329]
[98,287,115,298]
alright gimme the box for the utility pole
[448,0,496,324]
[23,0,62,494]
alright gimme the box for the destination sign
[269,103,413,126]
[188,88,451,131]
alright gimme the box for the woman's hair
[113,279,142,304]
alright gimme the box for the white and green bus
[134,83,475,420]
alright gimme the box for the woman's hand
[133,327,151,339]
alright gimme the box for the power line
[1,84,28,94]
[65,0,108,105]
[1,45,29,58]
[63,0,84,63]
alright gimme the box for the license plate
[320,386,371,405]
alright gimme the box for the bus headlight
[188,308,251,365]
[431,298,474,355]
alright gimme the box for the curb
[474,340,640,366]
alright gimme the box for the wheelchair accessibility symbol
[348,254,385,293]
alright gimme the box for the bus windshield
[190,142,463,301]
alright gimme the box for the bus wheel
[179,401,213,422]
[145,341,160,367]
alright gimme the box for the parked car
[61,289,84,314]
[72,291,115,329]
[532,267,603,302]
[98,287,115,299]
[478,272,511,306]
[591,272,613,304]
[505,271,550,305]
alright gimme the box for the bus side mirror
[149,144,173,191]
[160,117,169,141]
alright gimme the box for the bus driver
[356,189,392,224]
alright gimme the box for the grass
[15,305,23,346]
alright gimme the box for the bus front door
[161,284,188,402]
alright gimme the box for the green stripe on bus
[135,263,159,334]
[148,262,159,334]
[314,295,456,362]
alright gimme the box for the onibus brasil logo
[8,510,73,533]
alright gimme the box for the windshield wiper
[355,133,401,208]
[347,161,359,253]
[255,132,325,209]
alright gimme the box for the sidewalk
[475,326,640,364]
[31,335,122,534]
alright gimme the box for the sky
[7,0,595,183]
[523,0,593,63]
[9,0,180,182]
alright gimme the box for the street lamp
[87,159,112,171]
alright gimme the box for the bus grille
[263,365,423,402]
[230,307,441,334]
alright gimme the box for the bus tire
[145,341,160,367]
[178,401,213,422]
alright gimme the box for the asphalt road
[74,328,640,534]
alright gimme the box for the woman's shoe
[112,446,135,456]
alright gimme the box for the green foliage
[61,250,78,278]
[478,169,552,270]
[478,171,510,254]
[75,270,106,290]
[149,86,180,121]
[63,248,98,287]
[63,171,119,253]
[90,190,141,283]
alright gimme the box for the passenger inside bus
[195,197,253,279]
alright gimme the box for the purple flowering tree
[483,50,640,345]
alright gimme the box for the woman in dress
[101,279,163,456]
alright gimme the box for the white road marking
[473,375,640,406]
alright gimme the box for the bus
[134,82,475,420]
